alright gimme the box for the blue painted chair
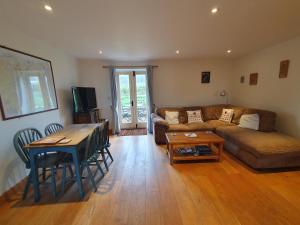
[61,126,104,193]
[97,120,113,171]
[44,123,74,179]
[13,128,60,199]
[45,123,64,136]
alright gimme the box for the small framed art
[240,76,245,83]
[279,60,289,78]
[249,73,258,85]
[201,71,210,83]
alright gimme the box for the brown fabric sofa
[151,104,300,169]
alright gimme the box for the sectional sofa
[151,104,300,169]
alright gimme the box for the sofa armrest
[152,113,168,125]
[151,113,169,144]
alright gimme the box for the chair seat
[26,153,62,169]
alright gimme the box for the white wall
[231,36,300,137]
[151,59,233,107]
[0,25,78,194]
[77,58,234,124]
[77,59,114,123]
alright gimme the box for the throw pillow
[187,110,204,123]
[165,111,179,125]
[219,109,234,123]
[239,114,260,130]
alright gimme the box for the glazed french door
[116,69,148,129]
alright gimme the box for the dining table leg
[29,150,40,202]
[70,147,85,199]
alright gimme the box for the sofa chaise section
[216,126,300,169]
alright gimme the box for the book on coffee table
[194,145,212,155]
[177,147,195,156]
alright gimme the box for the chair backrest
[45,123,64,136]
[13,128,43,166]
[96,123,105,150]
[102,120,109,146]
[84,126,102,161]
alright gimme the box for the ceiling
[1,0,300,60]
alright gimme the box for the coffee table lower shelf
[172,153,219,161]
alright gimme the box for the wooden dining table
[26,124,99,202]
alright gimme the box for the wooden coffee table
[165,131,224,165]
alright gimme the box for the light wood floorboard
[1,135,300,225]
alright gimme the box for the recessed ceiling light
[44,4,52,12]
[99,50,103,54]
[211,7,218,14]
[227,49,232,54]
[175,50,180,54]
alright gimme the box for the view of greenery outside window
[29,76,45,111]
[135,74,147,122]
[119,73,148,124]
[119,75,132,123]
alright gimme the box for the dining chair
[45,123,64,136]
[97,120,113,171]
[44,122,73,176]
[13,128,61,199]
[61,126,104,193]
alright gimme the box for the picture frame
[279,60,289,78]
[249,73,258,85]
[201,71,210,84]
[240,76,245,83]
[0,45,58,120]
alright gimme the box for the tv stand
[73,108,101,124]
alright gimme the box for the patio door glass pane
[119,74,132,123]
[135,74,147,123]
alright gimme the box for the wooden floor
[1,135,300,225]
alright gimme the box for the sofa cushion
[239,114,260,130]
[181,106,203,123]
[156,107,186,123]
[205,120,236,128]
[243,108,276,132]
[202,104,228,121]
[168,122,215,132]
[229,106,247,124]
[156,107,181,119]
[219,109,234,123]
[168,120,234,132]
[216,126,300,158]
[165,111,179,125]
[187,110,204,123]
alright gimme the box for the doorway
[115,68,148,131]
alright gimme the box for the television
[72,87,97,113]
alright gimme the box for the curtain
[110,67,120,134]
[146,66,154,133]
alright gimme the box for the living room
[1,1,300,225]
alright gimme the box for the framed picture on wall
[240,76,245,83]
[0,45,58,120]
[201,71,210,83]
[249,73,258,85]
[279,60,290,78]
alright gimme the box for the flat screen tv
[72,87,97,113]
